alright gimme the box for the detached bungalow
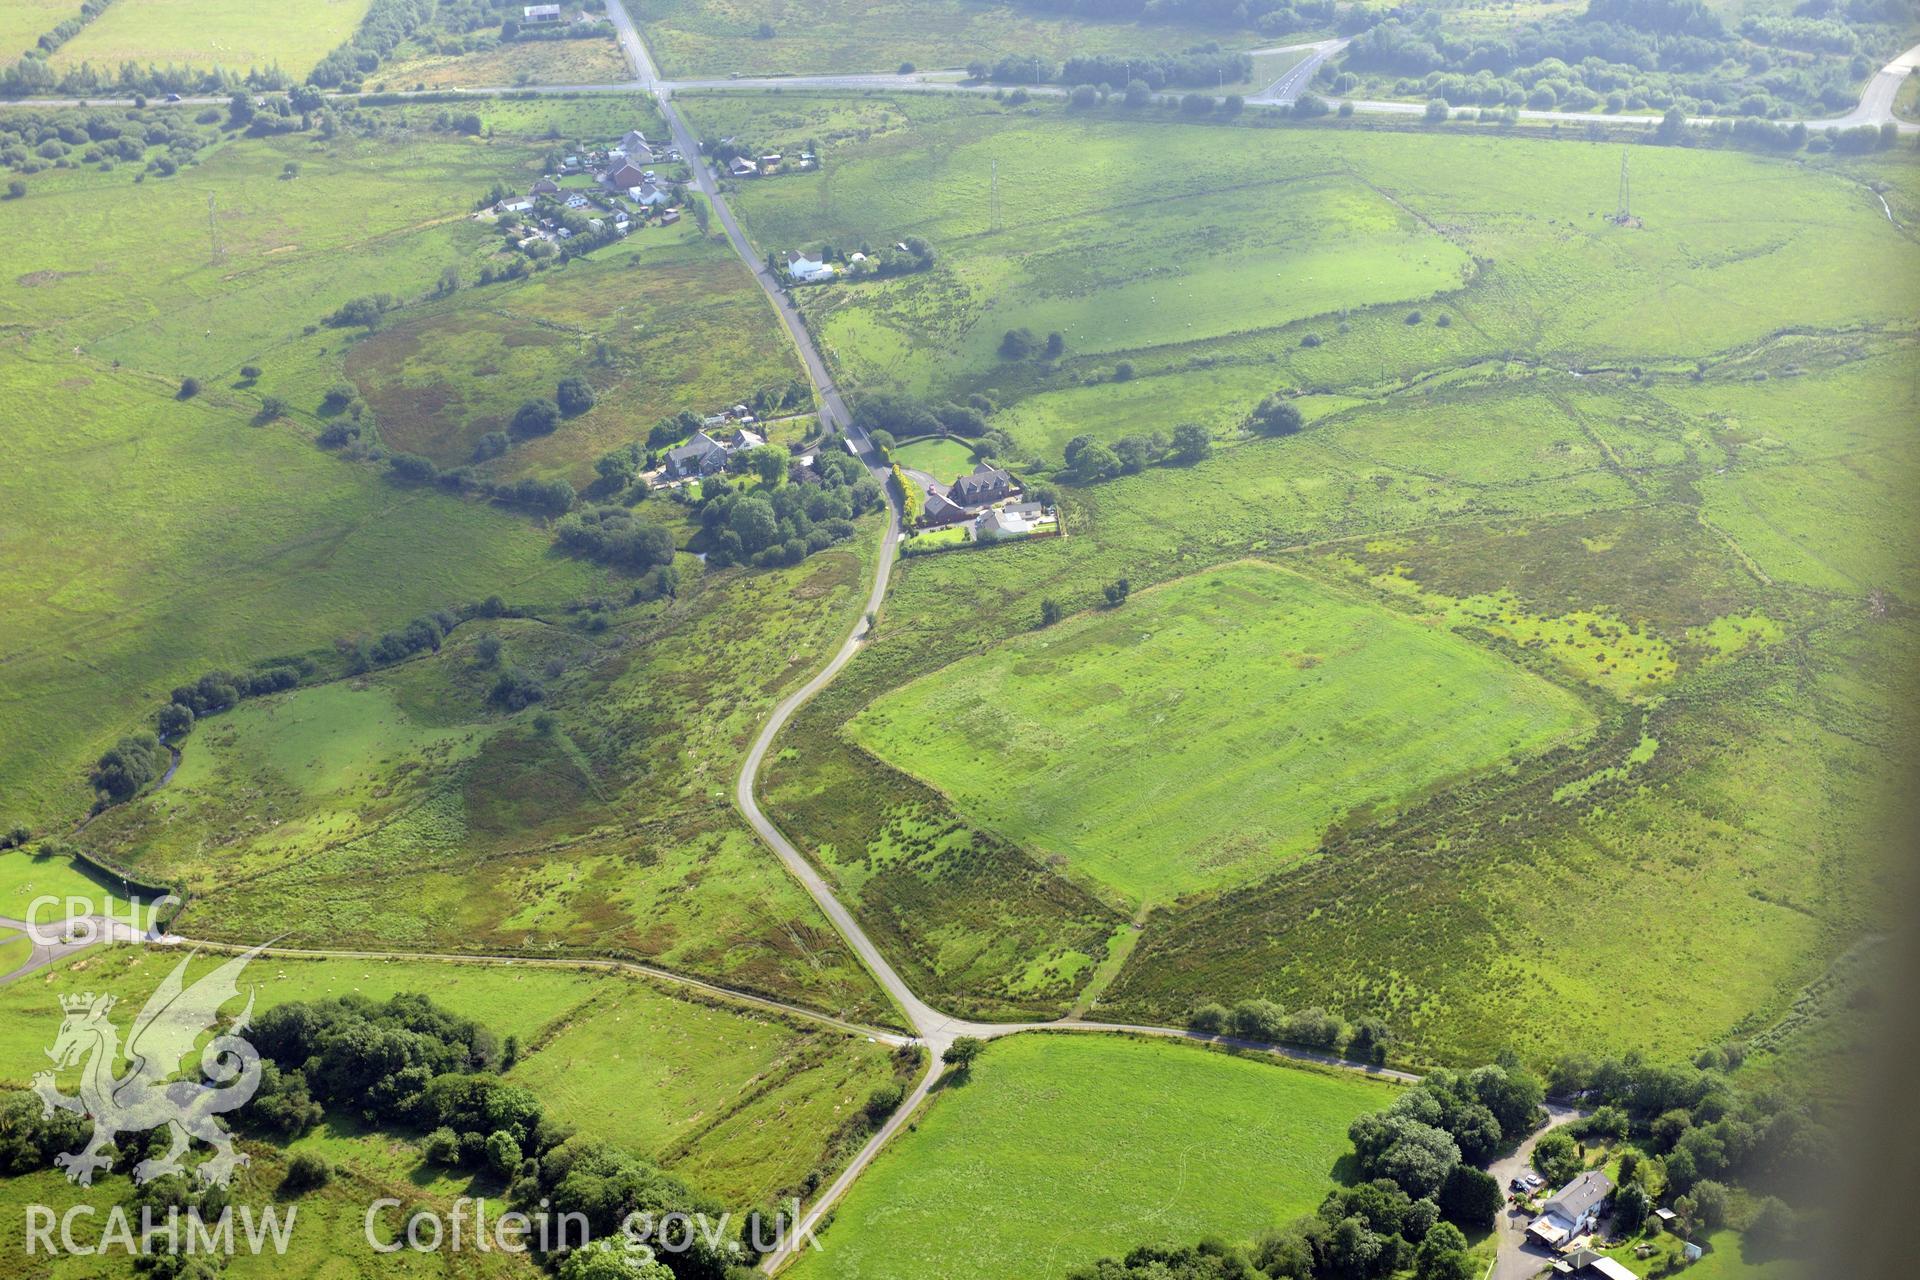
[1528,1171,1613,1251]
[495,196,533,214]
[530,177,560,196]
[727,156,758,178]
[522,4,563,21]
[629,181,672,207]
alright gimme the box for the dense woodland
[1334,0,1920,116]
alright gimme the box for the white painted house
[1528,1171,1613,1250]
[785,250,832,283]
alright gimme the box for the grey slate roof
[1542,1171,1613,1224]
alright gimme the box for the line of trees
[998,0,1341,39]
[309,0,436,91]
[967,48,1255,90]
[1335,0,1901,119]
[1187,997,1392,1064]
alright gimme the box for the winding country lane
[598,7,1434,1271]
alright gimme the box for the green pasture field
[1664,350,1920,595]
[0,1154,542,1280]
[633,0,1265,79]
[0,0,82,60]
[0,929,28,976]
[991,361,1354,463]
[889,434,977,478]
[375,34,634,92]
[73,523,899,1026]
[0,849,133,921]
[850,560,1594,905]
[0,946,611,1080]
[506,975,905,1204]
[0,943,899,1208]
[788,1033,1393,1280]
[50,0,374,78]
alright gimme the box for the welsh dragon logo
[33,945,267,1187]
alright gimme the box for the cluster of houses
[485,126,687,246]
[910,460,1058,547]
[659,405,770,481]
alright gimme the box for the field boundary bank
[163,936,913,1045]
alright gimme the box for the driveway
[1487,1103,1583,1280]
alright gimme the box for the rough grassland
[375,34,633,91]
[0,99,789,829]
[849,561,1594,905]
[787,1033,1393,1280]
[51,0,374,77]
[74,529,899,1026]
[633,0,1262,79]
[0,355,603,829]
[347,232,804,482]
[752,93,1917,1061]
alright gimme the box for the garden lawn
[50,0,374,78]
[848,560,1595,905]
[787,1033,1392,1280]
[889,434,977,479]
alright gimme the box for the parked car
[164,92,182,102]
